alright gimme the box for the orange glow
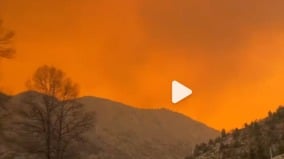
[1,0,284,130]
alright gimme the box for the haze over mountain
[0,91,219,159]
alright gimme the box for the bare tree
[0,19,15,145]
[0,20,15,59]
[16,65,94,159]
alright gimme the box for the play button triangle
[172,80,192,104]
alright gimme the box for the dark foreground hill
[0,92,219,159]
[186,106,284,159]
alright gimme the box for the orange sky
[1,0,284,130]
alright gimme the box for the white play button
[172,80,192,104]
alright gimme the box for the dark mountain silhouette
[186,106,284,159]
[0,91,219,159]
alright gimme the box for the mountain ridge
[78,95,217,131]
[1,91,219,159]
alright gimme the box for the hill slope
[78,96,219,159]
[186,106,284,159]
[0,92,219,159]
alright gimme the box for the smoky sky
[1,0,284,129]
[140,0,284,50]
[137,0,284,92]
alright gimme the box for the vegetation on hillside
[186,106,284,159]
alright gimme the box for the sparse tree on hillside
[0,20,15,59]
[221,129,226,138]
[16,65,95,159]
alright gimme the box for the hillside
[186,106,284,159]
[0,92,219,159]
[273,154,284,159]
